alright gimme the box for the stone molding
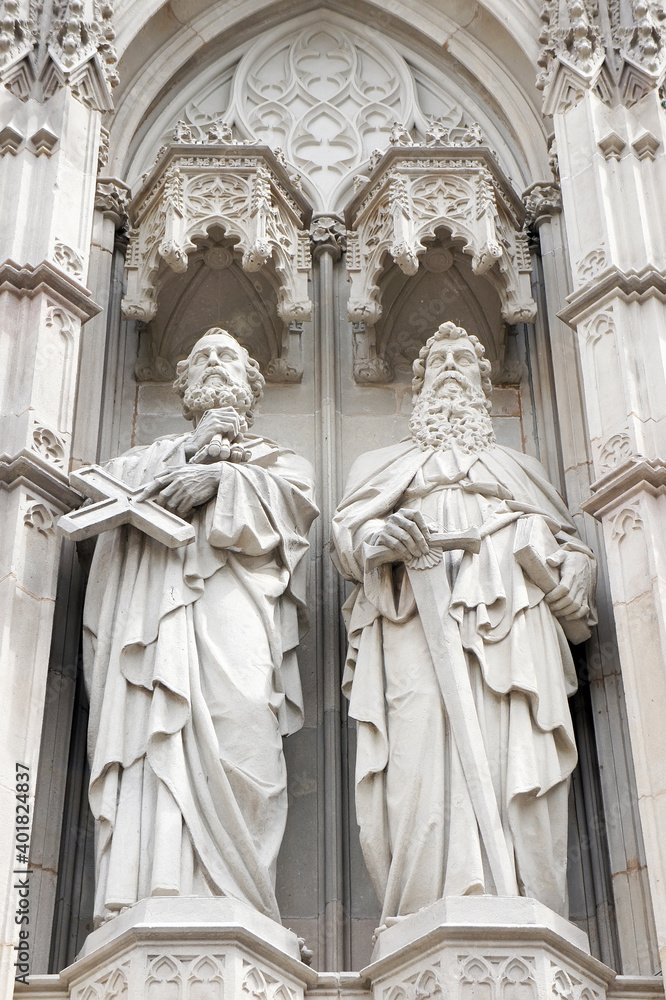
[39,0,118,112]
[0,452,82,510]
[122,142,312,327]
[537,0,666,114]
[0,0,118,108]
[0,258,101,319]
[582,454,666,518]
[558,264,666,325]
[0,0,40,100]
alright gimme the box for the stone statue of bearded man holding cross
[81,328,318,926]
[332,322,596,922]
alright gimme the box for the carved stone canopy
[344,144,536,384]
[133,236,302,384]
[122,142,313,328]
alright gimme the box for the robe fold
[83,432,318,925]
[331,440,596,921]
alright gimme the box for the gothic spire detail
[537,0,666,112]
[40,0,118,111]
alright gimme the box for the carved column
[0,2,116,992]
[310,216,347,969]
[538,0,666,972]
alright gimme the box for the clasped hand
[184,407,247,464]
[366,508,431,567]
[544,549,593,621]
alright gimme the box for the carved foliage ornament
[122,144,312,327]
[537,0,666,112]
[0,0,40,99]
[39,0,118,111]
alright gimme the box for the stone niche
[344,143,536,387]
[122,140,313,396]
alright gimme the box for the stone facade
[1,1,665,998]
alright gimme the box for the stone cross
[57,465,195,548]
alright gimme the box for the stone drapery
[83,432,317,925]
[332,440,595,922]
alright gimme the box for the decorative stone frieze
[344,144,536,384]
[39,0,118,112]
[537,0,666,113]
[122,142,312,332]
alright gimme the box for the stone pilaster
[538,0,666,973]
[0,3,116,991]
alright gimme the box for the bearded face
[181,369,254,425]
[175,332,261,426]
[409,345,496,455]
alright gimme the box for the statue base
[23,897,317,1000]
[362,897,614,1000]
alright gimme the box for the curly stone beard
[182,370,255,428]
[409,371,496,455]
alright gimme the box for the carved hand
[185,407,244,462]
[137,465,223,518]
[544,549,594,621]
[365,508,431,567]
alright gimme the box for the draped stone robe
[83,433,318,926]
[332,440,596,922]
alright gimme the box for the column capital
[523,180,562,229]
[310,215,346,261]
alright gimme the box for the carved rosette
[122,143,312,329]
[345,145,536,383]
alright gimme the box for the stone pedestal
[21,898,317,1000]
[362,898,614,1000]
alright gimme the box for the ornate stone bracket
[122,142,312,382]
[344,144,536,384]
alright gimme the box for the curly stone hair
[173,328,265,423]
[411,321,493,399]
